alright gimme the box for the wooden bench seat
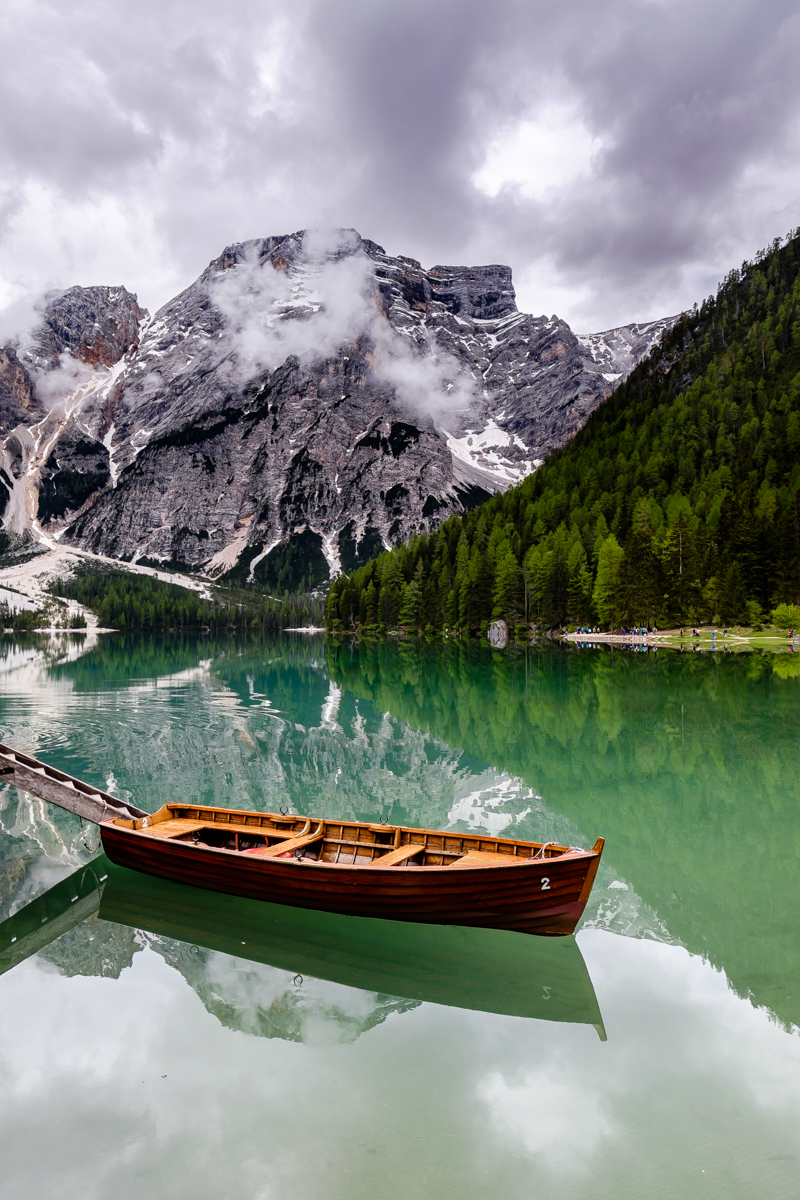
[448,850,520,868]
[140,819,207,839]
[141,818,301,841]
[368,842,425,867]
[244,825,324,859]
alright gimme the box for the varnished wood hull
[100,818,603,936]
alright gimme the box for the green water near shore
[0,633,799,1199]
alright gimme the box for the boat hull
[100,821,602,936]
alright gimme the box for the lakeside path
[561,628,800,651]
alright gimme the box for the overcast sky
[1,0,799,333]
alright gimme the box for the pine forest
[326,231,800,636]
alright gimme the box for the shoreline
[560,628,800,651]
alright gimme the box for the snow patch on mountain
[577,316,679,378]
[445,420,540,488]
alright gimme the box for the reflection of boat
[0,742,604,935]
[0,858,605,1033]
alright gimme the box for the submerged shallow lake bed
[0,633,799,1200]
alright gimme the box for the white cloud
[2,0,800,334]
[210,230,476,421]
[478,1067,614,1167]
[209,231,375,376]
[473,104,602,201]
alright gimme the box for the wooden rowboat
[101,804,604,936]
[0,742,604,936]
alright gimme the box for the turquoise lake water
[0,632,799,1199]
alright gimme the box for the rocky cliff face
[0,286,144,540]
[21,285,146,373]
[0,233,677,582]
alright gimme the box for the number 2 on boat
[541,877,550,890]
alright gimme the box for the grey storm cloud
[1,0,799,332]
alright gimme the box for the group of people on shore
[575,627,657,636]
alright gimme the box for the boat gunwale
[103,811,600,873]
[142,802,572,851]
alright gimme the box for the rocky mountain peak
[0,230,678,583]
[25,285,146,371]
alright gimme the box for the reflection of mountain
[3,632,588,916]
[9,630,797,1035]
[328,640,800,1032]
[0,633,472,914]
[0,859,604,1035]
[40,633,467,823]
[146,938,420,1044]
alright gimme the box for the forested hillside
[51,568,324,632]
[327,231,800,634]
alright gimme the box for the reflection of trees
[328,640,800,1032]
[0,634,501,916]
[42,633,484,829]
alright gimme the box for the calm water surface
[0,633,799,1200]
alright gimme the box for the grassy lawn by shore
[564,625,799,654]
[655,625,798,650]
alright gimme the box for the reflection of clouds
[3,932,800,1197]
[475,930,800,1184]
[478,1069,612,1169]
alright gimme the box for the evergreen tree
[661,508,702,623]
[542,527,569,626]
[593,535,626,628]
[622,500,664,624]
[567,541,595,624]
[379,556,405,627]
[492,547,524,625]
[719,563,748,624]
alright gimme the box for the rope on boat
[534,842,556,859]
[79,816,101,854]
